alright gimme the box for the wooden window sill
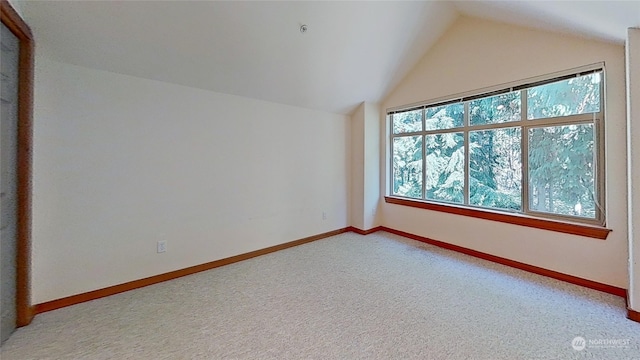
[384,196,611,240]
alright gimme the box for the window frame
[387,64,607,236]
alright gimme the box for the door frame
[1,0,34,327]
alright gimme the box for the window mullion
[421,128,462,136]
[526,113,597,127]
[422,108,427,200]
[466,121,523,132]
[596,117,605,225]
[391,130,423,137]
[593,79,607,226]
[464,102,470,205]
[422,134,426,200]
[389,114,394,196]
[521,90,530,214]
[596,76,606,225]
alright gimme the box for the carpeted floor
[2,231,639,359]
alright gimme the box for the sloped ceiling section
[23,1,457,115]
[21,1,639,115]
[454,0,639,44]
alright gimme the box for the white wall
[32,57,350,304]
[627,27,640,310]
[350,104,365,229]
[381,16,628,288]
[362,102,381,230]
[7,0,24,18]
[350,102,380,230]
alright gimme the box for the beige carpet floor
[1,231,639,359]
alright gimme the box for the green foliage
[425,104,463,130]
[469,128,522,211]
[527,74,599,218]
[470,92,520,126]
[393,136,422,198]
[528,124,595,217]
[528,73,600,119]
[392,110,422,134]
[425,132,464,203]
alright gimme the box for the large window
[389,67,605,226]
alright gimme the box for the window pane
[527,73,601,120]
[470,128,522,211]
[425,103,463,131]
[425,132,464,203]
[393,136,423,199]
[392,109,422,134]
[469,91,521,126]
[528,124,596,218]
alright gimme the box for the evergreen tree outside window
[389,67,605,225]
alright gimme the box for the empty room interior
[1,0,640,358]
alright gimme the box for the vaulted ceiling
[21,1,640,115]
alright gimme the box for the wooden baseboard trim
[628,309,640,323]
[32,225,628,315]
[347,226,383,235]
[379,226,627,298]
[35,227,350,314]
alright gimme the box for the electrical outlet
[322,212,327,220]
[157,240,167,253]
